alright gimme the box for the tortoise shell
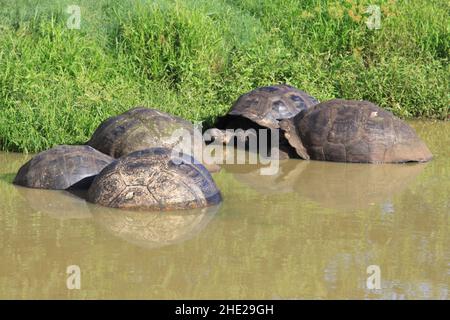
[213,85,319,159]
[13,145,114,190]
[87,107,219,171]
[280,99,433,163]
[87,147,222,210]
[216,84,319,130]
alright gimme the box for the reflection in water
[13,182,220,248]
[92,205,220,249]
[0,121,449,299]
[16,187,92,220]
[223,160,309,194]
[294,161,427,211]
[225,158,427,212]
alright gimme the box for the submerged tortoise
[87,107,219,172]
[13,145,114,190]
[213,84,319,159]
[87,147,222,210]
[280,99,433,163]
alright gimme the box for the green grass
[0,0,448,152]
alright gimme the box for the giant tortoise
[87,107,219,172]
[13,145,114,190]
[87,148,222,210]
[280,99,433,163]
[212,84,319,159]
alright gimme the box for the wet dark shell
[13,145,114,190]
[216,84,319,130]
[214,84,319,159]
[281,99,433,163]
[87,148,222,211]
[88,107,220,172]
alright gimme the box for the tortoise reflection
[295,161,427,211]
[16,186,92,220]
[223,159,309,195]
[226,159,427,211]
[92,204,220,249]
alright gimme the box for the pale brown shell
[87,148,222,211]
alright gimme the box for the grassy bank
[0,0,448,152]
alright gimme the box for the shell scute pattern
[88,148,221,210]
[282,99,433,163]
[13,145,114,190]
[88,107,220,172]
[214,85,319,160]
[218,84,319,130]
[88,107,194,158]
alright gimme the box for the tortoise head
[279,116,310,160]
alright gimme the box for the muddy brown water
[0,121,448,299]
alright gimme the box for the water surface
[0,121,448,299]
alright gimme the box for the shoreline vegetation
[0,0,448,153]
